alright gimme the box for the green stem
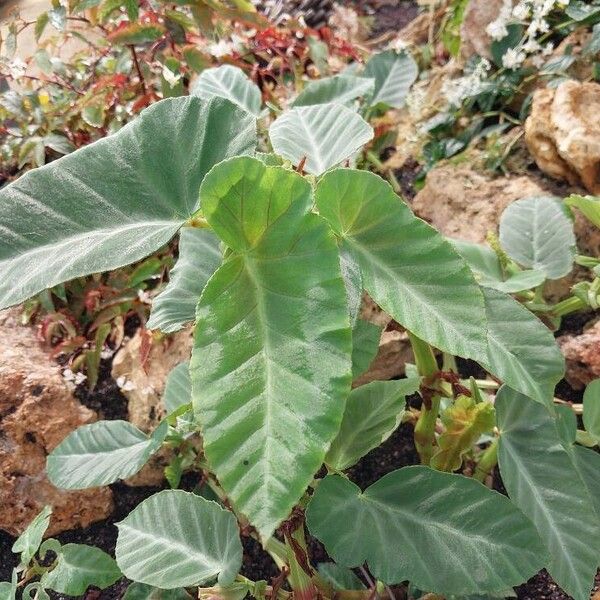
[551,295,587,317]
[408,332,440,466]
[474,439,498,483]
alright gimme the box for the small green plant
[0,92,598,600]
[453,193,600,324]
[2,506,120,599]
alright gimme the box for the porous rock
[558,320,600,390]
[525,81,600,195]
[0,309,113,537]
[355,296,414,386]
[460,0,506,60]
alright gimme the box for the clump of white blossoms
[441,58,492,106]
[486,0,570,69]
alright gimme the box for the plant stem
[473,438,498,483]
[408,332,440,465]
[551,295,587,317]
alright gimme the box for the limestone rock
[0,309,113,537]
[558,320,600,389]
[411,164,557,243]
[355,296,413,385]
[460,0,506,60]
[111,327,193,434]
[525,81,600,195]
[524,88,579,186]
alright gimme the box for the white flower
[486,19,509,41]
[523,38,542,53]
[162,64,181,88]
[116,376,136,391]
[100,348,114,359]
[207,39,234,58]
[137,289,151,304]
[62,368,86,385]
[389,37,409,52]
[512,2,530,20]
[502,48,526,69]
[62,368,75,382]
[543,42,554,55]
[7,58,26,79]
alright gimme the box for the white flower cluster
[441,58,492,106]
[486,0,569,69]
[62,368,87,385]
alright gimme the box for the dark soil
[360,1,420,39]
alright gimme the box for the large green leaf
[583,378,600,441]
[192,157,352,539]
[306,468,546,594]
[351,319,382,378]
[116,491,243,588]
[479,287,564,407]
[315,169,487,361]
[499,196,576,280]
[318,563,365,590]
[269,105,373,175]
[123,583,191,599]
[0,97,256,310]
[12,505,51,567]
[363,50,418,108]
[326,378,419,470]
[191,65,262,116]
[47,420,166,489]
[163,362,192,414]
[42,544,120,595]
[292,74,375,107]
[497,387,600,600]
[565,194,600,228]
[147,228,221,333]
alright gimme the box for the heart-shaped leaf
[192,156,352,539]
[116,491,242,588]
[0,97,256,310]
[42,544,120,596]
[47,420,167,489]
[326,378,419,470]
[292,74,375,107]
[499,196,576,280]
[306,467,546,594]
[497,386,600,600]
[191,65,262,116]
[363,50,418,108]
[315,169,488,361]
[269,104,373,175]
[147,227,222,333]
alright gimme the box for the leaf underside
[0,96,256,310]
[269,104,373,176]
[147,227,222,333]
[116,490,243,589]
